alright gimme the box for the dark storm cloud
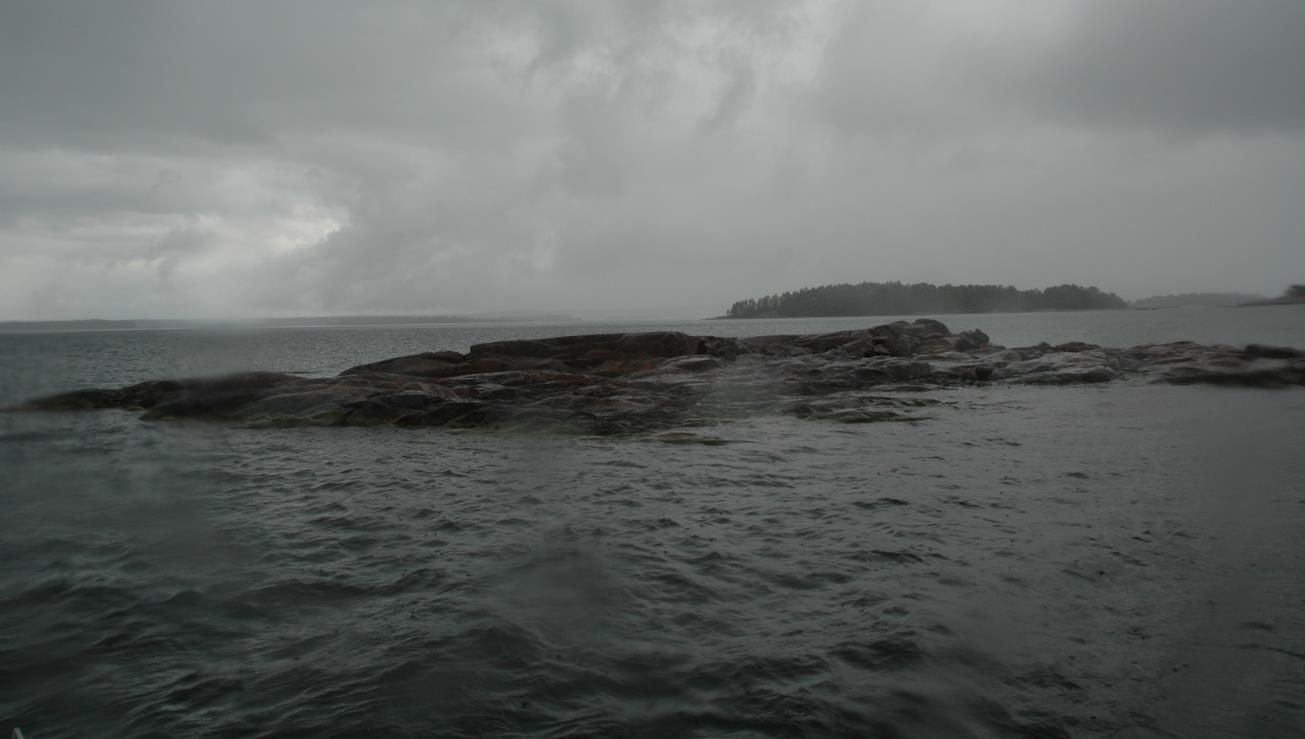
[0,0,1302,320]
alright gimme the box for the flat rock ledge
[10,319,1303,434]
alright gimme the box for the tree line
[724,281,1127,318]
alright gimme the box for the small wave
[832,635,925,671]
[853,496,911,509]
[0,429,63,443]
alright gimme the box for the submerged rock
[10,319,1303,433]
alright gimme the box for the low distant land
[1239,285,1305,307]
[720,281,1127,319]
[1131,286,1305,309]
[0,314,581,334]
[1130,292,1266,309]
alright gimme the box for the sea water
[2,307,1303,737]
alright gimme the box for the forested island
[723,281,1126,319]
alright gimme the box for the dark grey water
[2,307,1304,737]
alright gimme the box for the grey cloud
[0,2,535,152]
[0,0,1302,320]
[1020,0,1305,135]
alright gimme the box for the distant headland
[1130,292,1266,309]
[1128,285,1305,309]
[1239,285,1305,307]
[720,281,1126,319]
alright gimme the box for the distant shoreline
[0,315,583,334]
[1238,297,1305,307]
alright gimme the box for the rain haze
[2,0,1303,321]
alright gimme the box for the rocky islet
[12,319,1303,433]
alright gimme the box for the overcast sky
[1,0,1302,319]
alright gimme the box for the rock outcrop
[11,319,1304,432]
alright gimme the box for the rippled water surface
[2,308,1304,737]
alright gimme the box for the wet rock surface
[12,319,1304,431]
